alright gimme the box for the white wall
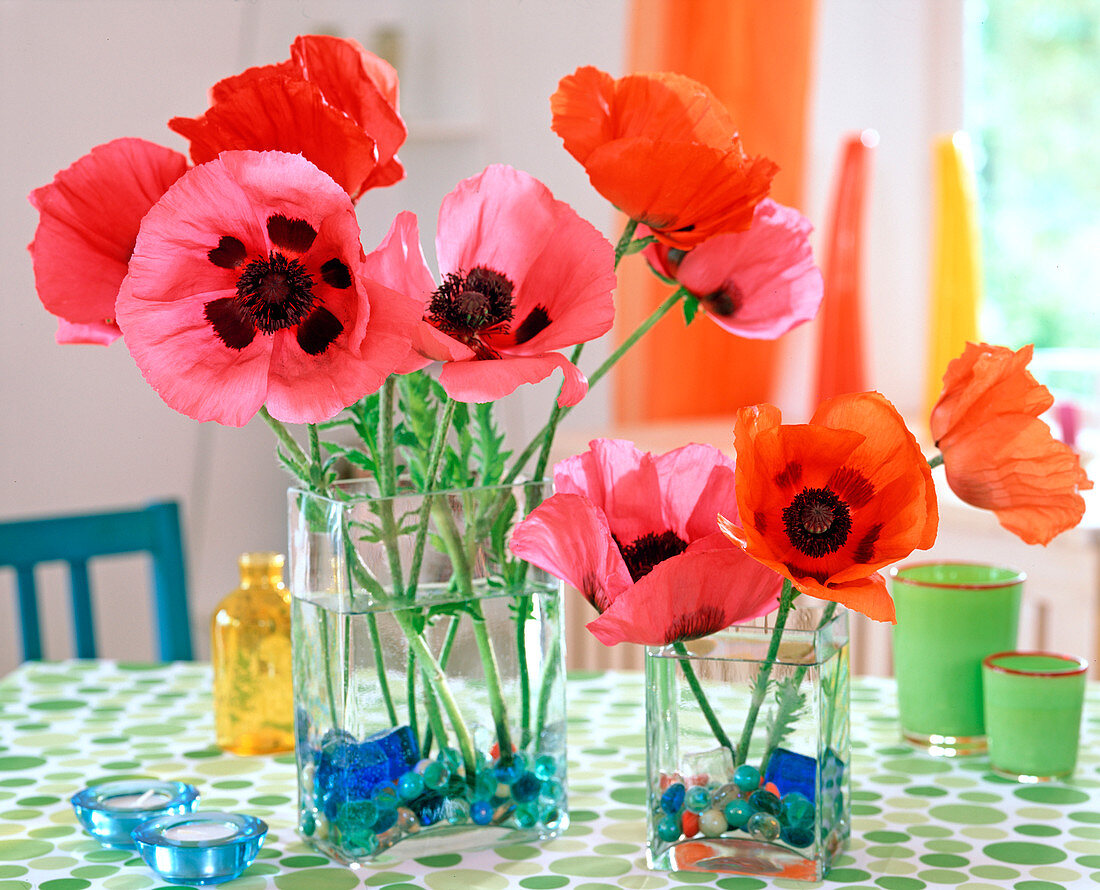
[0,0,960,672]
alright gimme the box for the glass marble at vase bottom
[645,606,850,882]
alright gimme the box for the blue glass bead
[512,772,541,804]
[397,771,424,801]
[723,799,752,829]
[371,805,398,834]
[475,770,498,799]
[539,779,565,804]
[362,725,420,781]
[764,747,817,803]
[437,746,460,771]
[782,824,815,848]
[337,800,377,832]
[780,791,814,827]
[494,759,523,786]
[656,814,682,842]
[343,826,377,852]
[539,804,563,829]
[733,764,761,793]
[534,755,558,781]
[685,785,710,813]
[747,811,781,841]
[300,811,316,837]
[374,785,398,811]
[471,799,494,825]
[422,761,450,791]
[748,788,782,817]
[514,802,538,828]
[413,794,446,827]
[660,782,686,815]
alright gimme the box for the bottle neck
[238,553,285,589]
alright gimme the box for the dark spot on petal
[700,282,744,318]
[513,306,551,345]
[321,258,352,289]
[774,461,803,489]
[753,511,768,533]
[204,297,256,349]
[828,466,875,509]
[782,487,852,558]
[296,306,343,355]
[267,215,317,253]
[580,571,611,613]
[852,523,883,564]
[789,564,830,585]
[663,605,728,644]
[208,236,246,269]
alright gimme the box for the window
[966,0,1100,406]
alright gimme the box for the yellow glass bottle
[212,552,294,755]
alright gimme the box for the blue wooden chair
[0,501,192,662]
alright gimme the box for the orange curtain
[616,0,817,423]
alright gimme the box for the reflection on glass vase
[288,479,567,864]
[645,605,850,881]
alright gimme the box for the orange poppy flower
[718,393,938,622]
[550,66,778,249]
[930,342,1093,545]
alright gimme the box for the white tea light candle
[132,811,268,885]
[71,780,199,849]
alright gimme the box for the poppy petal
[587,536,782,646]
[28,138,188,336]
[509,493,632,612]
[437,351,587,406]
[652,443,739,541]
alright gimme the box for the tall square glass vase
[288,479,567,864]
[645,605,850,881]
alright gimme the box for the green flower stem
[756,600,839,774]
[406,649,419,743]
[419,668,447,758]
[377,378,405,594]
[422,616,461,755]
[317,608,339,727]
[259,407,308,468]
[736,580,797,766]
[614,218,640,266]
[470,601,515,762]
[504,286,688,486]
[365,610,398,726]
[393,609,477,781]
[928,453,944,469]
[532,627,561,749]
[672,641,735,759]
[406,398,457,596]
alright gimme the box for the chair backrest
[0,501,192,662]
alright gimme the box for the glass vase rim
[889,560,1026,590]
[289,475,551,506]
[648,603,848,653]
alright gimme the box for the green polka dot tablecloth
[1,662,1100,890]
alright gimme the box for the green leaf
[682,294,701,325]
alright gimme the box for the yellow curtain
[616,0,817,423]
[925,132,982,419]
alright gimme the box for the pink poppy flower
[510,439,783,646]
[27,138,189,345]
[361,165,617,406]
[169,34,405,201]
[115,150,424,426]
[644,198,824,339]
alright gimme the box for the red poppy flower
[930,342,1093,545]
[115,150,424,426]
[360,165,617,406]
[643,198,823,339]
[169,34,405,201]
[510,439,782,646]
[719,393,939,623]
[550,66,778,249]
[27,138,189,345]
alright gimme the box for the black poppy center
[234,252,316,333]
[782,487,852,558]
[429,266,515,357]
[615,530,689,583]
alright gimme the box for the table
[1,662,1099,889]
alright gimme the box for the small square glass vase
[288,479,567,864]
[645,605,850,881]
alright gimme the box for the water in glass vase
[292,576,566,863]
[645,606,850,881]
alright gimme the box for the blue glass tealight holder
[71,779,199,849]
[131,811,268,885]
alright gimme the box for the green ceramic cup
[890,562,1024,756]
[982,651,1088,781]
